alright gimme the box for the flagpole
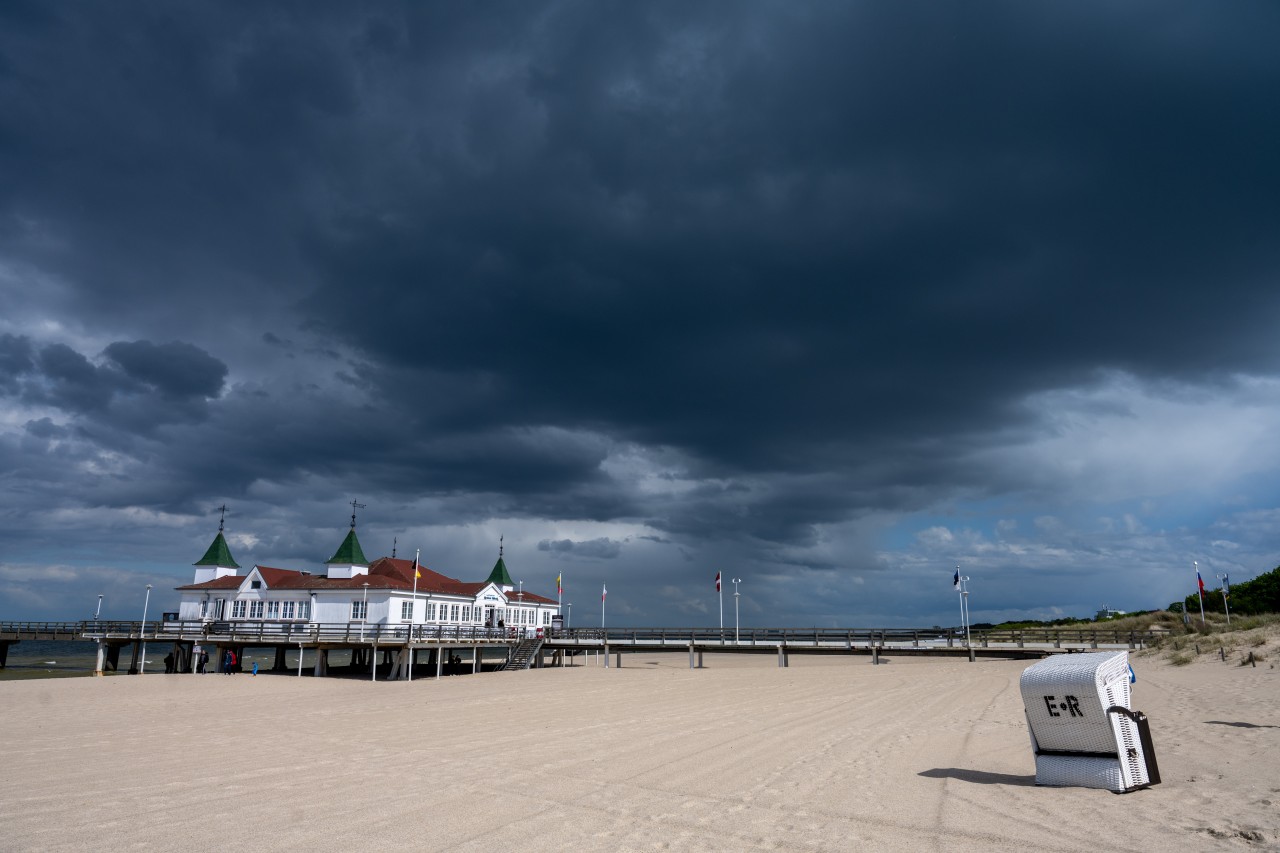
[1195,561,1206,627]
[601,584,606,629]
[408,548,420,683]
[718,572,723,632]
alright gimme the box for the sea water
[0,641,334,680]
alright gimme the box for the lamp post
[1216,572,1231,626]
[95,594,103,623]
[566,603,572,630]
[361,581,370,642]
[732,578,742,643]
[139,584,152,674]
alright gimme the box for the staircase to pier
[498,638,543,671]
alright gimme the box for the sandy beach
[1,651,1275,852]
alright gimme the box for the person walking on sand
[198,649,208,674]
[223,649,233,675]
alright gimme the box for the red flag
[602,583,607,601]
[1197,569,1206,596]
[715,571,721,592]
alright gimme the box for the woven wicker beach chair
[1020,651,1160,793]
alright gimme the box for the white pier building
[176,521,558,633]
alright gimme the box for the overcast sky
[3,3,1278,626]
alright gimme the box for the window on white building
[450,604,460,621]
[282,601,296,620]
[352,600,367,620]
[298,600,311,621]
[462,605,471,622]
[427,602,437,621]
[199,600,208,618]
[543,610,550,625]
[401,601,413,621]
[249,601,264,619]
[231,600,246,619]
[267,601,280,619]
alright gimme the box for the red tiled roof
[176,556,558,602]
[176,575,242,591]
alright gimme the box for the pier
[0,621,1159,677]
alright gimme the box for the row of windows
[228,600,311,620]
[350,601,555,624]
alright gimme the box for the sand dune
[0,651,1274,852]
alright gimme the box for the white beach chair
[1020,651,1160,793]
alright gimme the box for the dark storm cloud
[103,340,227,400]
[0,332,34,392]
[294,1,1280,488]
[538,538,624,560]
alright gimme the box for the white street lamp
[566,603,572,629]
[954,568,972,649]
[361,581,370,642]
[95,594,103,623]
[732,578,742,643]
[139,584,152,674]
[1216,572,1231,626]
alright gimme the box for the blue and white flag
[953,569,960,590]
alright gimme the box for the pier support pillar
[104,643,121,672]
[272,646,288,672]
[689,645,704,669]
[778,647,789,668]
[603,643,610,668]
[127,640,142,674]
[616,650,622,669]
[872,646,880,665]
[0,640,9,669]
[314,649,328,677]
[969,646,976,662]
[93,640,106,676]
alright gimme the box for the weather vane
[350,499,366,529]
[499,534,504,558]
[392,536,397,558]
[217,504,228,533]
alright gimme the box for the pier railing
[1,620,1165,649]
[547,626,1165,650]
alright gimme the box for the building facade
[176,523,559,633]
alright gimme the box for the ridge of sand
[1,653,1275,852]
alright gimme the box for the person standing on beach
[223,649,233,674]
[198,648,208,674]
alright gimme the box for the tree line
[1171,565,1280,616]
